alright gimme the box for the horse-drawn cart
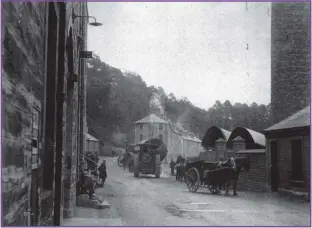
[185,160,221,194]
[185,157,251,196]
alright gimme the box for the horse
[176,163,186,182]
[204,157,251,196]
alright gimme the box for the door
[30,105,41,225]
[270,141,278,192]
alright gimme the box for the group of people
[77,158,108,200]
[169,155,187,181]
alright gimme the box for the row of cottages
[2,2,90,226]
[134,114,204,159]
[201,126,268,192]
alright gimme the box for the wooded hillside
[87,55,272,147]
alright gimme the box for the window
[159,134,163,140]
[140,134,143,141]
[139,124,143,129]
[159,124,163,130]
[291,139,303,181]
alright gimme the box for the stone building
[264,106,310,199]
[134,114,204,159]
[271,2,310,124]
[2,2,89,225]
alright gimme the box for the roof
[182,136,202,143]
[201,126,232,148]
[219,128,231,141]
[236,149,266,154]
[226,127,266,148]
[86,133,99,142]
[265,106,310,132]
[244,128,266,147]
[135,114,168,124]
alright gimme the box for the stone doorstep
[279,188,310,200]
[76,194,111,209]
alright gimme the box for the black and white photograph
[1,1,311,227]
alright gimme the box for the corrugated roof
[265,106,310,131]
[86,133,99,142]
[220,128,231,141]
[135,114,168,124]
[244,128,266,147]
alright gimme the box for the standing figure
[170,159,175,176]
[98,160,107,185]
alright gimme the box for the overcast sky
[87,2,271,110]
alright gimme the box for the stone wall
[2,2,88,225]
[2,2,47,226]
[236,150,269,192]
[267,135,310,194]
[271,2,311,124]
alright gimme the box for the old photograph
[2,1,311,226]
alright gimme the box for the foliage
[86,55,272,147]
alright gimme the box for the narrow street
[66,157,310,226]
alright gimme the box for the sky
[87,2,271,110]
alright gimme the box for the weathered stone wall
[2,2,88,225]
[2,2,47,226]
[236,151,269,192]
[62,2,88,219]
[271,2,311,124]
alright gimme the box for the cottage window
[140,134,143,141]
[291,139,304,181]
[140,124,143,129]
[159,124,163,130]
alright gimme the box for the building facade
[2,2,88,225]
[271,2,311,124]
[264,106,310,199]
[134,114,203,159]
[85,133,100,155]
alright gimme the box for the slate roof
[265,106,310,131]
[86,133,99,142]
[135,114,168,124]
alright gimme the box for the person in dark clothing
[98,160,107,185]
[170,159,175,176]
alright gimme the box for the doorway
[270,141,278,192]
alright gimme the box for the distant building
[264,106,310,199]
[271,2,310,124]
[85,133,100,156]
[134,114,203,159]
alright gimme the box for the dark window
[140,134,143,141]
[159,124,163,130]
[291,139,304,181]
[140,124,143,129]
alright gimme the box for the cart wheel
[117,157,123,167]
[186,167,200,193]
